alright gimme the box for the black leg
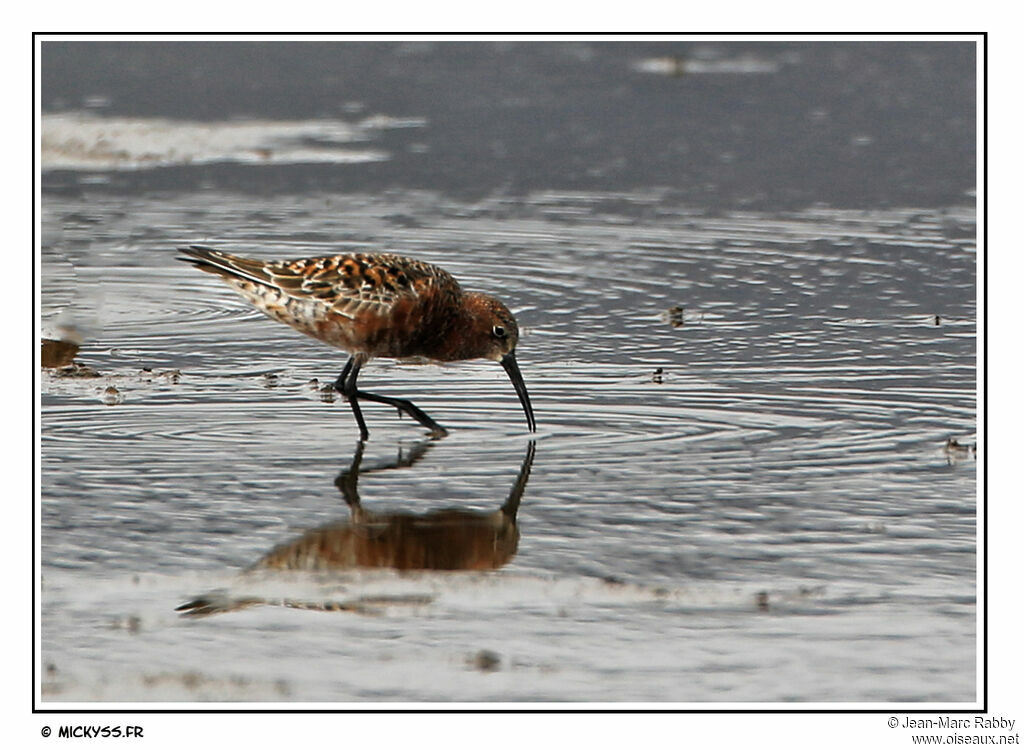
[334,355,448,440]
[353,390,448,438]
[334,355,370,441]
[332,358,354,392]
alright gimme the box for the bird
[178,245,536,441]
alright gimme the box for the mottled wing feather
[179,245,463,341]
[264,252,461,317]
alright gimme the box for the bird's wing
[180,246,461,316]
[268,252,461,316]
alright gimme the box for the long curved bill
[500,352,536,433]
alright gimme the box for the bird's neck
[428,292,494,362]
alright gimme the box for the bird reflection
[177,440,536,616]
[257,440,534,572]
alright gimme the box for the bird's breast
[230,277,458,360]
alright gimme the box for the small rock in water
[141,368,182,383]
[140,368,182,384]
[469,649,501,672]
[41,338,80,368]
[110,614,142,633]
[159,369,182,384]
[102,386,124,405]
[944,437,976,459]
[55,361,102,378]
[663,305,685,328]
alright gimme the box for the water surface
[39,40,977,704]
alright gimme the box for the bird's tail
[177,245,273,286]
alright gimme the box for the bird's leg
[334,355,370,442]
[353,389,448,438]
[333,357,354,392]
[333,355,448,439]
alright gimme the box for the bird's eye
[492,325,506,339]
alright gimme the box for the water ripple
[40,189,976,703]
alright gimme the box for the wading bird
[179,245,536,440]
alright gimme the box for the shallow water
[38,40,977,704]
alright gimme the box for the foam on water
[40,112,426,171]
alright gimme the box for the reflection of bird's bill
[501,352,536,432]
[502,439,536,519]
